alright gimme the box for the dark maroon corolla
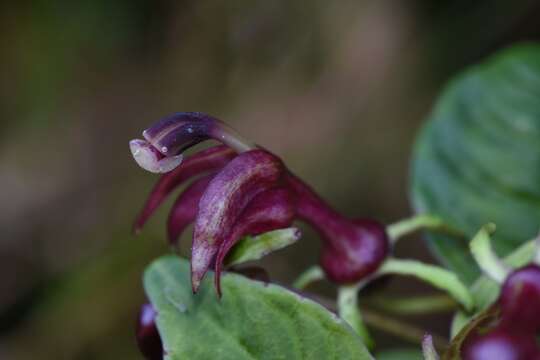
[462,264,540,359]
[130,112,389,294]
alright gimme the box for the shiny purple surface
[286,173,389,283]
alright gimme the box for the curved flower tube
[286,173,389,283]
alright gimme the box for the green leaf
[377,258,473,311]
[410,43,540,284]
[225,228,300,267]
[144,255,373,360]
[376,349,423,360]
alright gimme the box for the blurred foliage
[1,1,540,359]
[411,44,540,283]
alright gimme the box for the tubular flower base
[131,112,389,294]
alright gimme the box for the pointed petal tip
[130,139,183,173]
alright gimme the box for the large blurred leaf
[411,43,540,283]
[376,349,422,360]
[144,255,373,360]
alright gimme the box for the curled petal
[132,112,253,169]
[286,173,389,283]
[130,139,183,174]
[214,187,297,295]
[133,145,236,234]
[167,174,214,247]
[191,150,285,292]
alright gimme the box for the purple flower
[131,112,389,294]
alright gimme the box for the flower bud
[499,264,540,333]
[135,303,163,360]
[462,329,540,360]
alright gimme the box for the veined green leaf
[144,255,373,360]
[410,44,540,284]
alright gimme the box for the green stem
[361,309,448,351]
[470,223,509,283]
[422,334,440,360]
[337,285,374,349]
[293,266,324,290]
[387,214,465,244]
[362,294,457,315]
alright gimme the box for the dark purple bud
[130,112,254,173]
[167,174,215,247]
[213,187,297,295]
[133,145,236,234]
[462,328,540,360]
[286,173,389,283]
[135,303,163,360]
[191,150,285,292]
[499,264,540,333]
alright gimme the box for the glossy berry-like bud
[135,303,163,360]
[286,173,389,283]
[499,264,540,333]
[462,328,540,360]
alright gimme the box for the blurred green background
[2,1,540,358]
